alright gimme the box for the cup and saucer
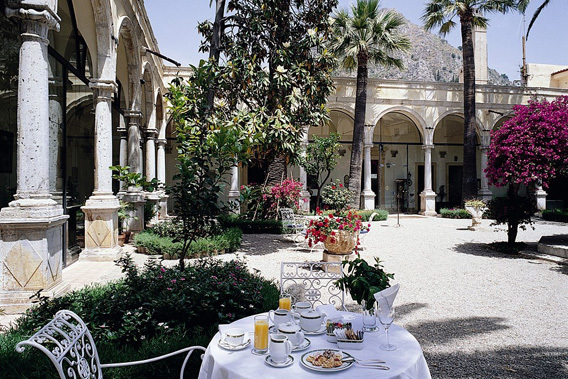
[218,327,251,351]
[265,334,294,368]
[265,355,294,368]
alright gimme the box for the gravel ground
[219,216,568,378]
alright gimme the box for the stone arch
[90,0,113,80]
[373,107,426,142]
[116,16,141,111]
[490,112,514,131]
[140,61,154,129]
[310,108,354,140]
[433,109,484,136]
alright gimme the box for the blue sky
[145,0,568,81]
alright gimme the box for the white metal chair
[15,310,206,379]
[279,207,307,242]
[280,261,347,310]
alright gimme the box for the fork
[342,357,386,364]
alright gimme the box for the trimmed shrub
[218,214,283,234]
[440,208,471,219]
[356,209,388,221]
[1,257,279,378]
[542,209,568,223]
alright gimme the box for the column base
[157,192,169,220]
[228,190,241,214]
[122,192,146,233]
[81,195,121,259]
[79,246,123,262]
[536,189,547,211]
[361,190,376,210]
[419,190,437,216]
[0,206,68,313]
[477,188,493,202]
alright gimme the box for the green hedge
[0,257,279,378]
[440,208,471,219]
[356,209,389,221]
[134,227,242,259]
[542,209,568,223]
[218,214,283,234]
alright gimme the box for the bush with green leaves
[356,209,388,221]
[1,256,279,378]
[320,180,354,211]
[218,214,283,234]
[541,209,568,223]
[440,208,472,219]
[487,193,537,245]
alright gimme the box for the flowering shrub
[305,208,370,248]
[239,178,303,219]
[321,179,354,211]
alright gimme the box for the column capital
[89,79,117,92]
[125,110,142,126]
[6,5,60,33]
[422,144,434,150]
[364,143,373,149]
[478,144,490,151]
[145,128,158,138]
[157,138,168,147]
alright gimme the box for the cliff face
[334,13,511,86]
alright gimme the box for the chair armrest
[100,345,207,379]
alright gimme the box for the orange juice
[279,297,291,311]
[254,317,269,351]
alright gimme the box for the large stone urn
[465,202,487,230]
[323,230,359,254]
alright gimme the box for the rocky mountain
[334,13,511,86]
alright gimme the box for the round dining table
[198,311,431,379]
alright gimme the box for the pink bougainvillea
[486,96,568,188]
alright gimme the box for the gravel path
[222,216,568,378]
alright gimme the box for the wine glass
[378,306,396,351]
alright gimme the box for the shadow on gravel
[424,346,568,379]
[396,302,428,319]
[406,316,510,347]
[452,242,528,259]
[238,234,300,256]
[550,264,568,276]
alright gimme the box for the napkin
[373,283,400,312]
[316,304,341,318]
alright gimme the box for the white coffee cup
[278,322,305,347]
[269,334,293,363]
[268,309,295,330]
[292,301,312,315]
[223,328,245,346]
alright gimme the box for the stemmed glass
[378,306,396,351]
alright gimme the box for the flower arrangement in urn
[305,208,369,253]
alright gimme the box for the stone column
[156,139,168,219]
[118,114,128,194]
[361,126,375,210]
[419,145,437,216]
[122,111,145,233]
[478,145,492,201]
[145,130,156,181]
[227,164,241,213]
[299,130,310,212]
[80,80,121,262]
[0,4,68,313]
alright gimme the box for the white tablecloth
[198,312,431,379]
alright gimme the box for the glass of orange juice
[252,315,269,355]
[279,295,292,311]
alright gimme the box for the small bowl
[336,338,364,350]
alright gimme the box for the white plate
[218,332,251,351]
[292,337,311,352]
[265,354,294,368]
[300,349,353,372]
[302,325,326,335]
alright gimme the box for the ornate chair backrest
[15,310,103,379]
[280,261,346,310]
[279,207,296,229]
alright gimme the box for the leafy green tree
[331,0,410,208]
[168,62,250,269]
[423,0,518,202]
[300,133,342,208]
[199,0,338,186]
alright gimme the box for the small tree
[300,133,341,208]
[486,96,568,245]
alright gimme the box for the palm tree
[422,0,517,202]
[331,0,410,208]
[516,0,550,39]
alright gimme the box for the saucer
[218,332,251,351]
[265,354,294,368]
[292,337,311,352]
[302,325,326,335]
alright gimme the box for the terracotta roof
[551,67,568,76]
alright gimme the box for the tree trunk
[348,53,368,209]
[460,13,478,202]
[506,183,520,246]
[266,155,287,187]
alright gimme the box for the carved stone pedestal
[322,251,355,273]
[80,196,121,262]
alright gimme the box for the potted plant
[335,256,394,311]
[305,208,369,254]
[117,201,135,246]
[464,198,487,229]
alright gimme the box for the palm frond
[526,0,551,40]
